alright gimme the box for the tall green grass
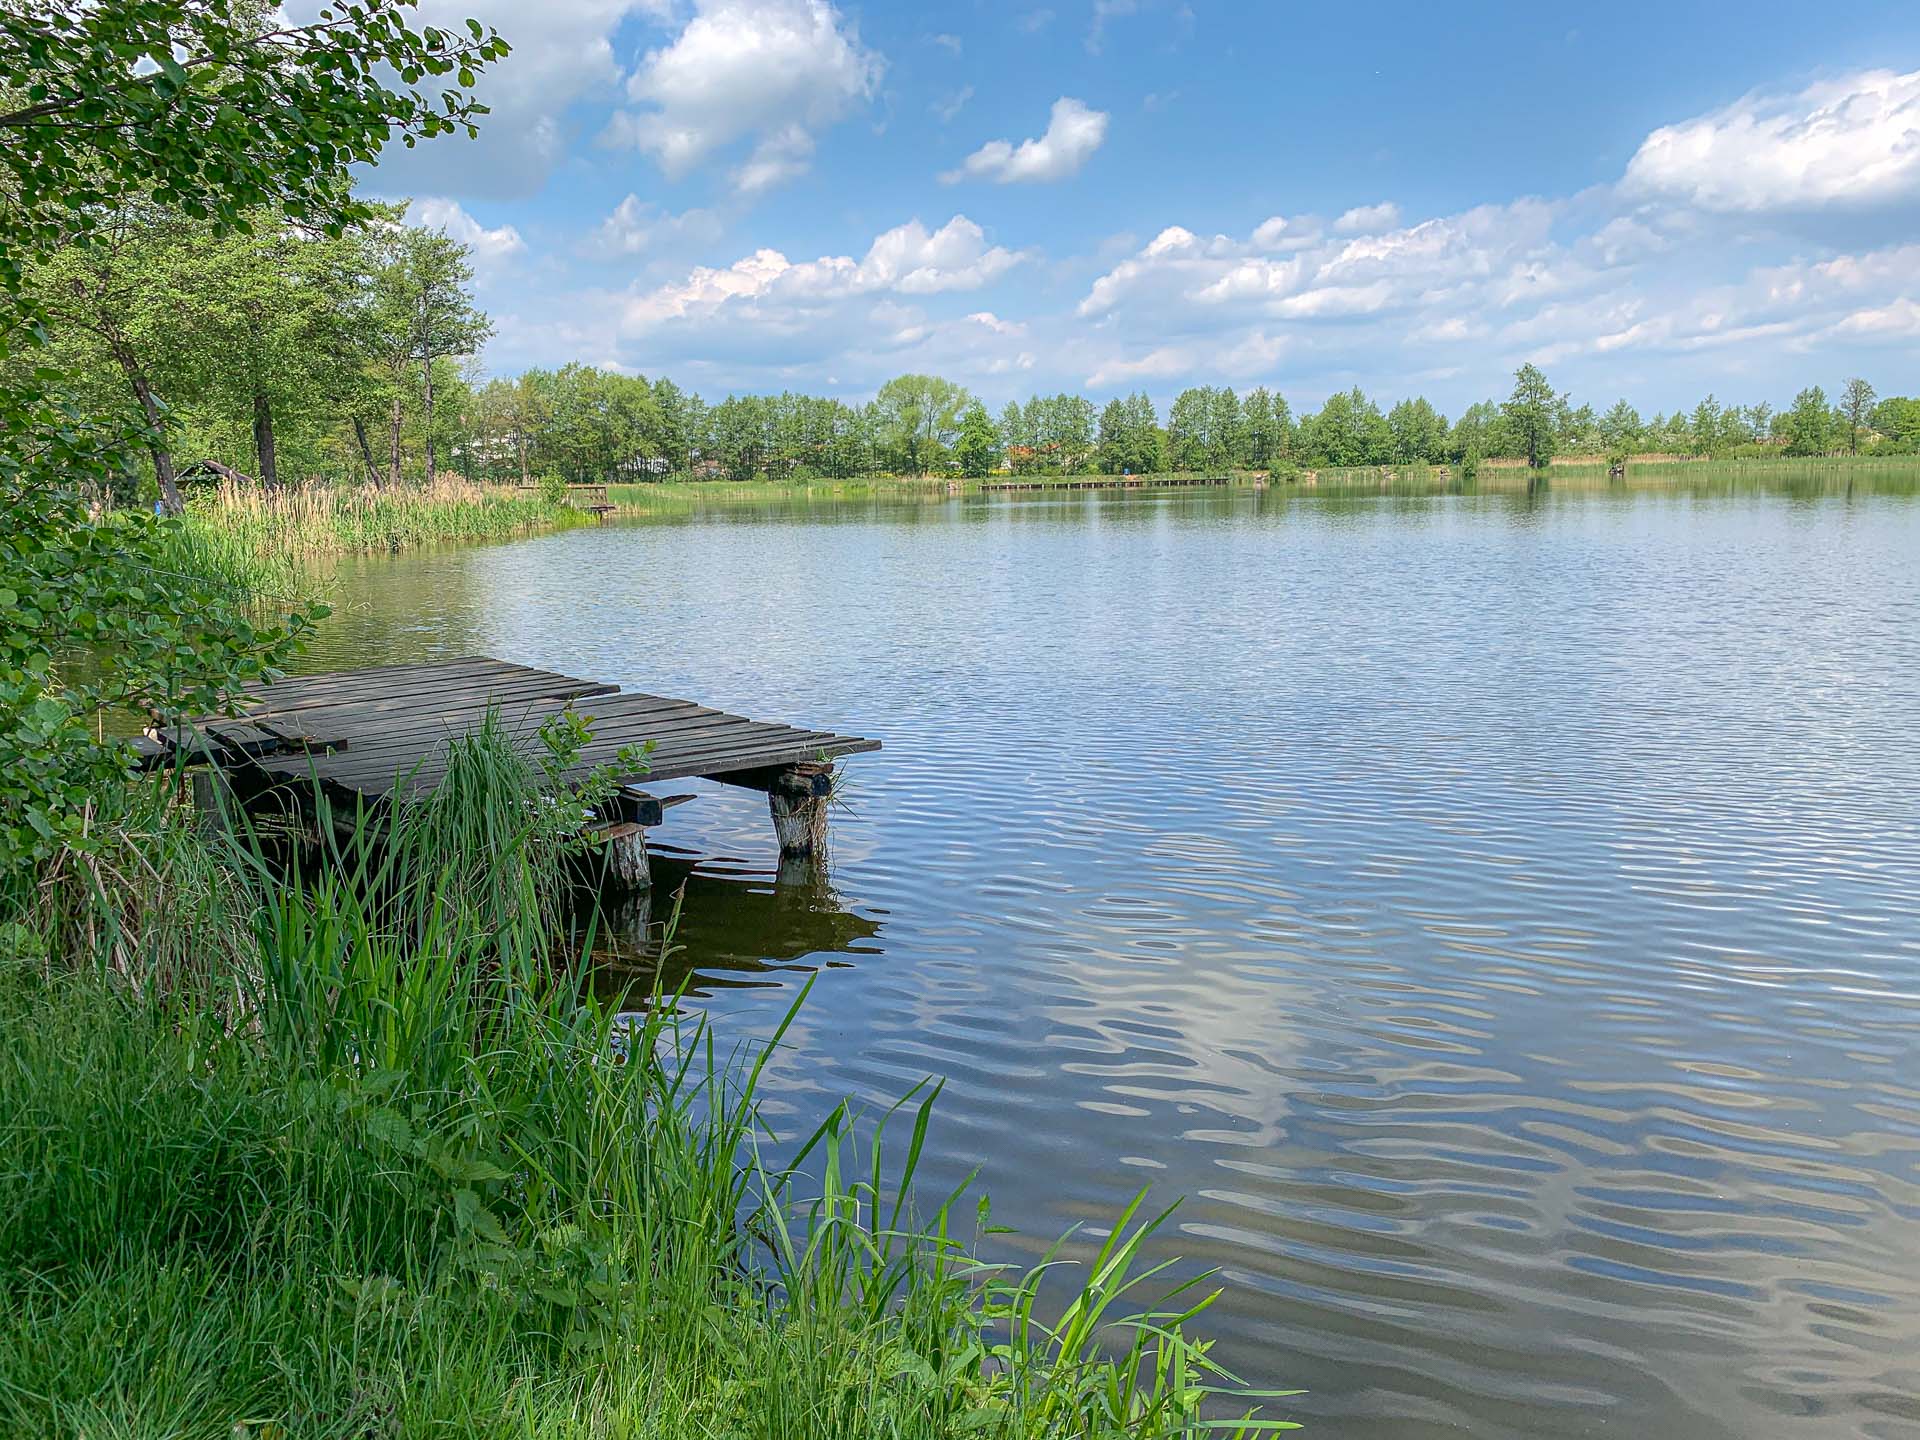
[166,477,594,597]
[0,727,1290,1438]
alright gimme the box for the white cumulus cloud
[1333,202,1401,234]
[407,198,526,263]
[604,0,882,193]
[584,196,723,258]
[363,0,665,198]
[943,97,1109,184]
[1623,68,1920,212]
[622,215,1022,329]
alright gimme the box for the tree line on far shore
[466,365,1919,484]
[23,204,1920,500]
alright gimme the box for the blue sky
[367,0,1920,415]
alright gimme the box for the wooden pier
[146,657,880,885]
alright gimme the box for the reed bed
[172,477,591,593]
[0,727,1288,1438]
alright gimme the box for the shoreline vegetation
[171,454,1920,596]
[168,475,597,593]
[2,739,1283,1438]
[4,4,1287,1435]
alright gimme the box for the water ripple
[305,485,1920,1439]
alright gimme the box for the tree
[171,213,372,488]
[1783,386,1835,456]
[1204,386,1244,469]
[1870,396,1920,450]
[1166,388,1209,471]
[1300,388,1392,467]
[1690,395,1725,457]
[25,203,198,511]
[873,374,968,474]
[1037,393,1096,474]
[371,220,490,486]
[1502,363,1557,470]
[0,1,508,312]
[1387,397,1447,464]
[1242,388,1277,468]
[1840,378,1877,455]
[1599,399,1643,457]
[954,401,1000,477]
[1096,392,1161,474]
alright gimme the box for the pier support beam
[766,762,833,858]
[704,760,838,859]
[600,822,650,889]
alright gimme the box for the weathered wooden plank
[246,679,623,737]
[292,691,712,756]
[286,704,749,785]
[301,709,785,787]
[321,720,829,795]
[249,668,605,718]
[247,656,524,703]
[308,724,859,798]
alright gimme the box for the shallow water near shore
[299,478,1920,1439]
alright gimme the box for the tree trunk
[127,370,184,515]
[252,391,279,491]
[516,430,530,483]
[388,393,403,488]
[352,416,381,485]
[421,351,437,486]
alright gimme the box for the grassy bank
[0,732,1281,1439]
[169,477,593,594]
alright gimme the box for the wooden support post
[767,762,832,858]
[601,821,650,889]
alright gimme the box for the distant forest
[25,206,1920,495]
[458,365,1919,484]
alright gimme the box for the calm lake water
[303,479,1920,1438]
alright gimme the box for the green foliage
[1387,396,1448,464]
[0,730,1286,1437]
[1870,395,1920,452]
[1298,387,1394,468]
[954,400,1000,477]
[1502,363,1558,470]
[1783,385,1835,456]
[0,385,324,890]
[537,471,568,505]
[0,0,508,292]
[1095,392,1163,474]
[1840,377,1877,455]
[872,374,971,474]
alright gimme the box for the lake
[302,478,1920,1439]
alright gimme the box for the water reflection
[589,850,884,999]
[296,479,1920,1440]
